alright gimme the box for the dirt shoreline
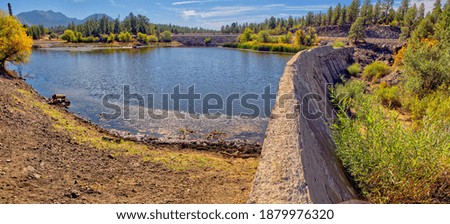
[0,72,259,204]
[72,113,262,159]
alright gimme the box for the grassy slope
[332,66,450,203]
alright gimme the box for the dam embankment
[249,46,359,204]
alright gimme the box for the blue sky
[2,0,437,29]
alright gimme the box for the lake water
[14,47,291,143]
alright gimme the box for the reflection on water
[13,47,291,143]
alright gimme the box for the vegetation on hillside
[226,27,315,53]
[221,0,425,35]
[222,0,439,52]
[332,0,450,203]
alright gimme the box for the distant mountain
[81,13,113,23]
[17,10,112,27]
[17,10,79,27]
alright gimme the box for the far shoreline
[32,39,183,51]
[33,39,300,55]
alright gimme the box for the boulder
[48,94,70,108]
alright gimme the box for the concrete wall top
[248,46,358,204]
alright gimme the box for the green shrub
[332,79,366,109]
[389,19,399,27]
[204,37,212,45]
[295,27,317,47]
[224,40,307,53]
[332,41,345,48]
[79,36,98,43]
[239,28,253,43]
[137,32,149,44]
[277,35,287,44]
[257,30,270,43]
[49,32,58,40]
[118,32,132,42]
[75,32,82,42]
[347,63,361,76]
[277,33,293,44]
[107,33,116,43]
[160,30,172,43]
[268,36,278,43]
[148,35,158,43]
[100,34,109,43]
[374,85,402,108]
[60,30,77,42]
[237,41,305,53]
[363,61,391,82]
[403,38,450,94]
[332,83,450,203]
[404,89,450,125]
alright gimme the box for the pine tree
[400,4,418,40]
[367,4,374,25]
[373,0,382,24]
[388,8,397,24]
[418,3,426,20]
[288,16,294,29]
[327,7,333,25]
[435,0,450,42]
[349,17,366,43]
[382,0,395,24]
[361,0,373,24]
[432,0,442,23]
[397,0,410,24]
[7,3,12,16]
[338,6,347,27]
[411,17,434,41]
[332,4,342,25]
[347,0,361,24]
[268,16,276,29]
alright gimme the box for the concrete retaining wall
[248,46,358,204]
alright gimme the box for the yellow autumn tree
[0,11,33,75]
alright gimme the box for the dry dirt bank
[0,73,258,204]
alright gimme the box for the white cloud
[109,0,125,8]
[173,0,216,5]
[179,3,334,20]
[180,4,315,19]
[181,6,259,18]
[411,0,441,12]
[284,5,331,11]
[176,3,334,29]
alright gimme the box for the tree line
[221,0,445,40]
[26,12,217,41]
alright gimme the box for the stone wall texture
[248,46,359,204]
[314,25,401,39]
